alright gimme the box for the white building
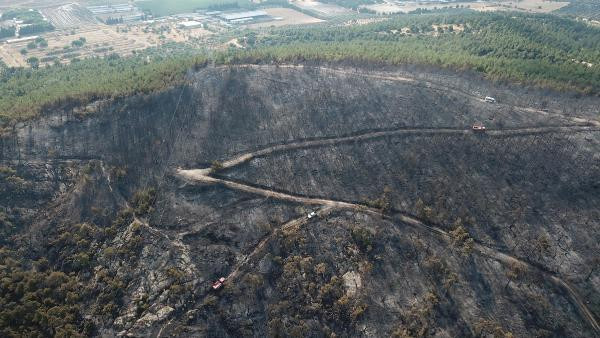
[179,20,203,29]
[218,10,269,23]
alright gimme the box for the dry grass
[0,21,212,67]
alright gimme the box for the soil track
[176,123,600,333]
[183,125,599,177]
[230,64,600,127]
[226,207,333,282]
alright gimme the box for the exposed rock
[342,271,362,297]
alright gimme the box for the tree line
[0,11,598,123]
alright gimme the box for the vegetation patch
[0,9,54,36]
[131,188,157,216]
[1,12,599,122]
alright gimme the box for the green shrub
[211,160,224,172]
[131,188,157,216]
[351,227,374,253]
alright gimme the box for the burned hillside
[0,64,598,337]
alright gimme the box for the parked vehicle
[472,122,486,131]
[212,277,226,290]
[484,96,496,103]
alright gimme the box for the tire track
[176,124,600,333]
[226,207,333,282]
[215,64,600,128]
[192,125,598,175]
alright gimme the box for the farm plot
[41,3,99,29]
[0,43,26,67]
[1,25,148,67]
[0,21,213,67]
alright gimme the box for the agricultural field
[0,25,146,67]
[557,0,600,19]
[40,3,99,29]
[248,7,324,28]
[0,21,212,67]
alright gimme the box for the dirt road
[176,123,600,333]
[224,64,600,128]
[197,125,598,173]
[226,207,333,282]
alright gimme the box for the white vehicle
[307,211,317,219]
[472,122,486,132]
[212,277,226,290]
[484,96,496,103]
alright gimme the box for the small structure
[218,10,269,23]
[179,20,203,29]
[6,35,38,44]
[212,277,226,290]
[484,96,496,103]
[472,122,486,132]
[307,211,317,219]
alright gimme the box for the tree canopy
[0,11,598,122]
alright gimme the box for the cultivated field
[508,0,570,12]
[0,43,26,67]
[40,3,98,29]
[0,21,212,67]
[248,7,323,28]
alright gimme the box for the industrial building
[217,10,270,24]
[87,4,144,23]
[179,20,203,29]
[6,35,38,44]
[87,4,139,15]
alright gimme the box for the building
[6,35,38,44]
[217,10,269,23]
[179,20,203,29]
[87,4,144,23]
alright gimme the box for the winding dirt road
[222,64,600,128]
[186,125,598,176]
[225,207,333,282]
[176,124,600,333]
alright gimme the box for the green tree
[26,56,39,69]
